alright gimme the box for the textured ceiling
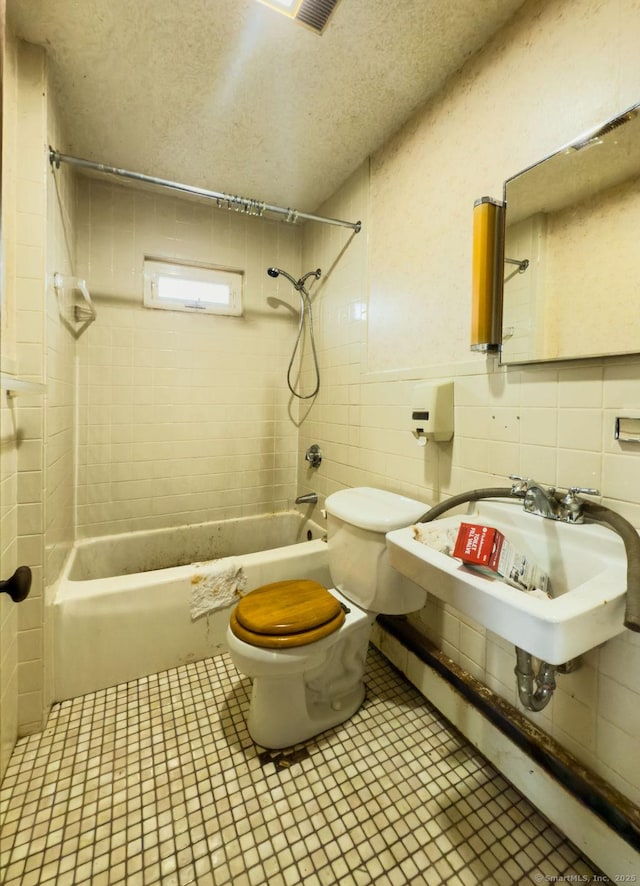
[9,0,525,213]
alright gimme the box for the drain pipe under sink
[514,648,557,712]
[514,650,581,712]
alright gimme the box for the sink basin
[386,499,629,664]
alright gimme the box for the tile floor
[0,646,602,886]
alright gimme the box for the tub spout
[295,492,318,505]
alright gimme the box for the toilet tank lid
[325,487,427,532]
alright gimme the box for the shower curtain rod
[48,148,362,233]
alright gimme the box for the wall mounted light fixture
[470,196,504,353]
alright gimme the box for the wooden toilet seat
[230,579,345,648]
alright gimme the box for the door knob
[0,566,32,602]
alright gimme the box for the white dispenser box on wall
[411,381,454,445]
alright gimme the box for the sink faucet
[511,476,600,524]
[522,482,563,520]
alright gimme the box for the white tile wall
[0,21,20,783]
[0,394,19,780]
[0,34,52,763]
[0,32,79,755]
[44,80,79,726]
[300,0,640,807]
[13,40,48,738]
[74,178,303,536]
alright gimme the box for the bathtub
[53,511,331,700]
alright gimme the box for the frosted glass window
[143,259,243,316]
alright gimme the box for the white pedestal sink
[386,499,629,664]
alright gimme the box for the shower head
[267,266,322,289]
[266,266,299,289]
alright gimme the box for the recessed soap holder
[615,415,640,444]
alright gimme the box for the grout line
[0,647,603,885]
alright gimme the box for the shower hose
[267,266,322,399]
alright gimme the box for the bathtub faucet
[295,492,318,505]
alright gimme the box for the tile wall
[45,110,77,584]
[43,80,78,716]
[10,39,48,739]
[73,180,303,537]
[0,8,17,377]
[1,34,51,776]
[0,387,18,778]
[1,31,79,777]
[0,17,21,782]
[300,0,640,808]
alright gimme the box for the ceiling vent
[257,0,341,34]
[295,0,341,34]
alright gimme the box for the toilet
[226,487,428,748]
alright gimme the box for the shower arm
[49,148,362,233]
[298,269,322,289]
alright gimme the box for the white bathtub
[53,512,331,700]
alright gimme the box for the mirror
[500,103,640,365]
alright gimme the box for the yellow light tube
[471,197,504,352]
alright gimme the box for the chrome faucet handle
[305,444,322,468]
[565,486,600,498]
[559,487,601,523]
[512,475,559,494]
[509,474,531,495]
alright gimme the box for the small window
[143,259,243,316]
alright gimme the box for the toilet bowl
[227,585,373,748]
[227,487,428,749]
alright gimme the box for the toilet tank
[325,487,428,614]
